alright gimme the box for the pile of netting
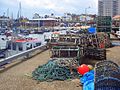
[32,59,80,82]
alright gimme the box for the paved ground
[0,46,120,90]
[0,50,81,90]
[107,46,120,65]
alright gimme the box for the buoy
[77,64,89,75]
[87,65,93,70]
[99,43,105,48]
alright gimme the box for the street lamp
[85,6,90,26]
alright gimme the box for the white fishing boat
[6,35,41,57]
[116,31,120,38]
[0,35,8,58]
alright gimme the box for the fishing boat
[42,29,50,32]
[0,35,8,58]
[34,30,44,34]
[34,29,44,34]
[116,31,120,38]
[6,35,41,57]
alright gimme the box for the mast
[11,12,13,19]
[19,2,21,18]
[7,8,9,17]
[16,2,22,34]
[17,2,22,19]
[11,12,13,29]
[17,10,19,19]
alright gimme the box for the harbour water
[28,30,67,45]
[2,30,67,59]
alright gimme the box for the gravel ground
[0,46,120,90]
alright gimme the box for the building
[118,0,120,14]
[0,16,12,32]
[29,18,57,27]
[98,0,120,17]
[112,15,120,32]
[97,16,112,32]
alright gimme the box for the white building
[118,0,120,14]
[98,0,120,17]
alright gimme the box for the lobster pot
[70,51,78,57]
[54,51,79,58]
[51,46,80,58]
[60,51,69,57]
[97,32,111,48]
[94,60,120,90]
[58,34,89,46]
[51,50,59,58]
[84,48,106,60]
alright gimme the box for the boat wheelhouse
[7,36,41,57]
[0,35,8,58]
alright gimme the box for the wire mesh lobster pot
[51,46,80,58]
[94,60,120,90]
[84,48,106,60]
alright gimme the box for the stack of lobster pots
[48,32,110,63]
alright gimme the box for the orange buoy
[99,43,105,48]
[87,65,93,70]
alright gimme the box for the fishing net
[32,59,80,82]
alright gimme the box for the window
[1,38,5,40]
[18,43,23,51]
[26,43,32,50]
[36,42,41,47]
[12,42,16,50]
[7,42,11,49]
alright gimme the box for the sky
[0,0,98,19]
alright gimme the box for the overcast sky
[0,0,98,19]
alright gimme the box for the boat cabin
[7,38,41,52]
[0,35,7,50]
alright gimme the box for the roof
[30,18,57,21]
[113,15,120,20]
[15,38,40,43]
[52,32,60,34]
[80,26,90,29]
[0,18,10,21]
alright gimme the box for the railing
[0,45,48,67]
